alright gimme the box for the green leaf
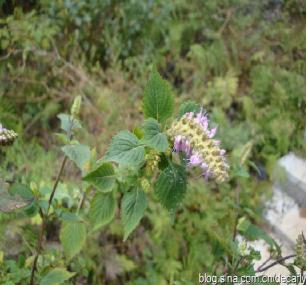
[237,217,275,246]
[83,163,116,192]
[245,224,275,247]
[233,164,250,178]
[60,212,81,223]
[103,131,145,167]
[121,188,147,241]
[141,118,169,152]
[178,100,201,118]
[143,68,174,123]
[9,183,33,200]
[0,182,32,213]
[57,113,81,133]
[62,144,91,170]
[89,192,116,230]
[60,221,87,259]
[155,163,187,210]
[237,217,251,232]
[40,268,75,285]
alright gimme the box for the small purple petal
[189,153,203,166]
[185,112,194,120]
[202,170,211,181]
[220,149,226,156]
[183,140,192,156]
[174,135,182,152]
[200,162,208,170]
[195,111,208,130]
[208,127,217,138]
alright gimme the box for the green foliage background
[0,0,305,284]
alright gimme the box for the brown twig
[256,254,296,273]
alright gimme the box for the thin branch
[29,155,68,285]
[29,118,74,285]
[256,254,296,273]
[233,256,244,274]
[232,185,241,241]
[47,156,68,214]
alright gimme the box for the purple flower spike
[168,109,229,183]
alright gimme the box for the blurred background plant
[0,0,305,284]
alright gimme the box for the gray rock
[275,152,305,207]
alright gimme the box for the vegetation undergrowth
[0,0,305,284]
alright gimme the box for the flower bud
[0,124,18,146]
[144,149,160,176]
[140,178,151,192]
[71,96,82,118]
[295,233,306,270]
[238,239,250,256]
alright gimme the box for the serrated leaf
[155,163,187,210]
[121,188,147,241]
[141,118,169,152]
[60,221,86,259]
[178,100,201,118]
[83,162,116,192]
[89,192,116,230]
[57,113,81,133]
[103,131,145,167]
[143,68,174,123]
[62,144,91,170]
[40,268,75,285]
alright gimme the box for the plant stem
[232,184,241,241]
[233,256,244,274]
[77,187,87,213]
[47,156,68,214]
[256,254,296,273]
[29,155,68,285]
[29,117,74,285]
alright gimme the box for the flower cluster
[295,233,306,269]
[145,149,160,176]
[0,124,18,146]
[167,110,229,183]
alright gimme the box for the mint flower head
[167,110,229,183]
[0,124,18,146]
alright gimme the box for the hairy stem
[29,155,68,285]
[29,117,74,285]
